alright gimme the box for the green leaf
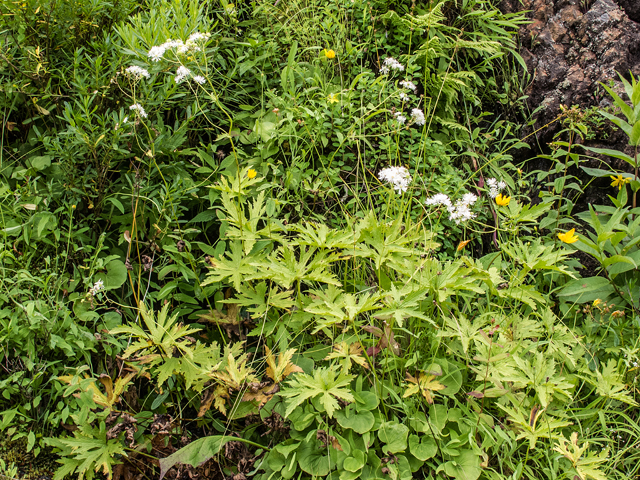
[377,421,409,454]
[630,120,640,146]
[94,259,127,290]
[335,406,375,434]
[557,277,615,304]
[409,434,437,461]
[159,436,255,479]
[30,155,52,170]
[343,450,366,472]
[280,368,354,418]
[581,147,637,168]
[441,450,482,480]
[297,439,336,476]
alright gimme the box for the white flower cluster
[425,192,478,224]
[129,103,147,118]
[147,32,210,62]
[486,178,507,198]
[399,91,409,102]
[400,80,417,92]
[89,279,104,296]
[125,65,150,80]
[378,166,412,193]
[174,66,206,85]
[411,108,425,126]
[394,112,407,124]
[449,193,478,224]
[175,66,192,84]
[380,57,404,74]
[425,193,452,207]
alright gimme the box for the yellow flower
[593,299,602,307]
[324,49,336,59]
[247,168,257,179]
[558,228,579,244]
[327,93,339,104]
[610,174,630,190]
[495,193,511,206]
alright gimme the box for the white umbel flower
[380,57,404,75]
[394,112,407,124]
[148,45,166,62]
[187,32,210,43]
[125,65,150,80]
[129,103,148,118]
[411,108,425,126]
[447,193,478,224]
[399,92,409,102]
[378,166,412,193]
[486,178,507,198]
[193,75,206,85]
[400,80,417,92]
[425,193,452,208]
[175,65,192,84]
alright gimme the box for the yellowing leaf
[324,342,369,372]
[265,346,302,383]
[554,432,609,480]
[403,372,446,404]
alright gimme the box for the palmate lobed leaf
[280,367,354,418]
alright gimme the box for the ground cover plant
[1,0,640,479]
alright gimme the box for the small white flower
[394,112,407,124]
[378,166,412,193]
[187,32,210,43]
[380,57,404,75]
[461,193,478,205]
[400,80,417,92]
[175,65,192,84]
[446,192,478,224]
[425,193,452,208]
[148,45,166,62]
[193,75,206,85]
[411,108,425,126]
[399,92,409,102]
[89,279,105,296]
[125,65,150,80]
[162,39,184,50]
[129,103,148,118]
[448,201,476,224]
[486,178,507,198]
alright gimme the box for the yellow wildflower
[327,93,339,104]
[247,168,257,179]
[495,193,511,206]
[610,174,630,190]
[558,228,579,244]
[593,299,602,307]
[324,49,336,59]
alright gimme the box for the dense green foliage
[1,0,640,479]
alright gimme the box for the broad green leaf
[297,439,337,476]
[159,435,256,479]
[442,450,482,480]
[409,434,437,461]
[94,259,127,290]
[557,277,615,304]
[335,406,375,434]
[343,450,366,472]
[378,421,409,454]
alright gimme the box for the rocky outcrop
[502,0,640,143]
